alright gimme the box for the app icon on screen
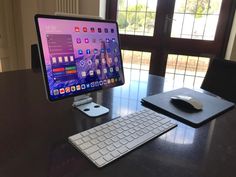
[80,60,85,66]
[95,59,99,64]
[103,80,107,85]
[87,60,92,65]
[52,57,57,64]
[78,49,83,55]
[90,27,95,32]
[58,57,63,63]
[111,29,114,33]
[76,85,81,90]
[84,38,89,43]
[81,71,86,77]
[102,58,106,64]
[75,27,80,32]
[110,67,114,73]
[96,69,101,75]
[83,27,87,32]
[65,87,70,93]
[81,84,86,89]
[76,38,81,43]
[98,28,102,33]
[64,56,69,62]
[70,56,74,62]
[53,89,59,95]
[108,57,112,64]
[86,49,91,54]
[71,86,76,92]
[94,49,98,54]
[95,81,99,87]
[89,70,94,76]
[107,48,111,53]
[59,88,65,94]
[104,28,108,33]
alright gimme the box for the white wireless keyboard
[68,108,177,167]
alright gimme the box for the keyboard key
[95,157,106,166]
[90,151,102,160]
[96,131,104,136]
[120,139,128,145]
[107,145,115,151]
[113,142,122,148]
[84,145,99,155]
[100,148,109,155]
[104,139,113,145]
[82,136,91,142]
[111,131,118,136]
[88,128,96,134]
[117,134,125,139]
[123,131,130,136]
[126,132,154,149]
[102,128,110,134]
[89,133,98,139]
[125,136,134,142]
[69,133,82,141]
[117,146,128,154]
[111,136,119,142]
[104,154,113,162]
[98,136,106,142]
[80,142,92,150]
[75,139,83,145]
[104,133,112,139]
[98,142,106,148]
[81,131,89,136]
[111,150,120,158]
[94,126,102,131]
[91,139,99,145]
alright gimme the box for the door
[106,0,236,87]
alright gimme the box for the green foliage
[118,12,129,29]
[117,3,155,33]
[178,0,221,18]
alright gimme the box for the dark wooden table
[0,70,236,177]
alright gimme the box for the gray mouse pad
[141,88,235,127]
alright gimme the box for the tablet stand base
[72,95,109,117]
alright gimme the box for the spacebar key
[126,132,155,149]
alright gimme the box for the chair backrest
[201,59,236,103]
[31,44,41,70]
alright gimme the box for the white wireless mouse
[171,95,203,111]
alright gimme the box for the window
[117,0,158,36]
[165,54,210,88]
[171,0,222,40]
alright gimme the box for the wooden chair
[31,44,41,70]
[201,59,236,103]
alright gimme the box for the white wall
[0,0,21,71]
[20,0,38,69]
[225,10,236,61]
